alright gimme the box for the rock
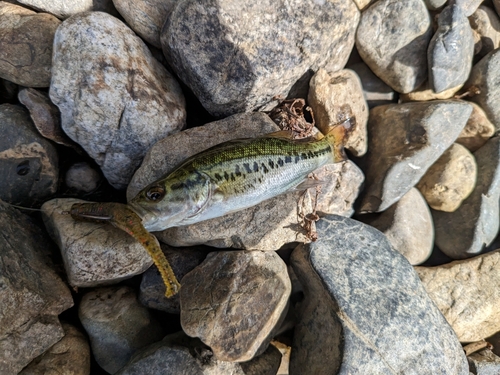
[41,198,153,287]
[116,331,282,375]
[416,248,500,342]
[353,0,374,10]
[495,0,500,16]
[65,162,101,193]
[356,0,432,93]
[0,104,58,206]
[417,143,477,212]
[0,77,19,103]
[289,215,469,375]
[16,0,117,19]
[0,3,60,87]
[433,136,500,259]
[348,62,396,108]
[180,250,291,362]
[139,245,207,314]
[423,0,447,10]
[161,0,359,117]
[79,286,166,374]
[456,102,495,152]
[18,323,90,375]
[363,188,434,265]
[452,0,484,17]
[50,12,186,190]
[359,100,473,213]
[400,81,462,102]
[113,0,175,48]
[0,201,74,375]
[308,68,368,156]
[468,349,500,374]
[469,5,500,58]
[428,4,475,93]
[464,47,500,129]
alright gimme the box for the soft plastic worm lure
[70,202,181,297]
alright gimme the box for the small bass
[128,119,353,232]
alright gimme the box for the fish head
[128,171,213,232]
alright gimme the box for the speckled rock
[468,349,500,374]
[308,68,368,156]
[116,332,282,375]
[50,12,186,189]
[417,143,477,212]
[41,198,153,287]
[399,81,462,102]
[289,215,468,375]
[356,0,432,93]
[16,0,117,19]
[348,62,396,108]
[452,0,484,16]
[469,5,500,58]
[428,4,475,93]
[363,188,434,265]
[161,0,359,117]
[180,250,291,362]
[456,102,495,152]
[0,201,74,375]
[18,323,90,375]
[416,248,500,342]
[79,286,166,374]
[0,104,58,206]
[359,100,473,213]
[65,162,101,193]
[433,136,500,259]
[0,3,60,87]
[353,0,374,10]
[423,0,447,10]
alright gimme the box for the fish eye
[146,186,165,201]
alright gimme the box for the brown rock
[456,102,495,152]
[399,80,462,102]
[469,5,500,58]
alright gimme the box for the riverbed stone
[180,250,291,362]
[79,286,166,374]
[359,100,472,213]
[0,201,74,375]
[356,0,432,93]
[348,62,396,108]
[399,80,462,102]
[433,136,500,259]
[308,68,368,156]
[41,198,153,287]
[161,0,359,117]
[0,104,58,206]
[468,349,500,374]
[416,248,500,342]
[456,102,495,152]
[289,215,468,375]
[469,5,500,58]
[50,11,186,190]
[417,143,477,212]
[423,0,447,10]
[452,0,485,16]
[64,162,101,193]
[15,0,116,19]
[428,4,475,93]
[0,3,60,87]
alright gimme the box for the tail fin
[325,116,356,162]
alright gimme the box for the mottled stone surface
[0,104,58,206]
[360,100,472,213]
[417,143,477,212]
[468,349,500,374]
[433,136,500,259]
[469,5,500,58]
[0,3,60,87]
[416,249,500,342]
[79,286,166,374]
[161,0,359,117]
[41,198,153,287]
[428,4,475,93]
[399,81,462,102]
[180,251,291,362]
[16,0,116,19]
[19,323,90,375]
[308,68,368,156]
[423,0,447,10]
[348,62,395,108]
[50,12,186,189]
[0,201,74,375]
[452,0,485,16]
[356,0,432,93]
[456,102,495,152]
[65,162,101,193]
[290,215,468,375]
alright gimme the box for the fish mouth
[127,201,161,232]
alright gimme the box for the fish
[127,118,354,232]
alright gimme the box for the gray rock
[16,0,117,19]
[428,4,475,93]
[423,0,447,10]
[41,198,153,287]
[180,251,291,362]
[469,6,500,58]
[290,215,469,375]
[468,350,500,375]
[79,286,166,374]
[65,162,101,193]
[0,3,60,87]
[161,0,359,117]
[50,12,186,189]
[19,323,91,375]
[433,136,500,259]
[359,100,472,213]
[0,201,74,375]
[308,68,368,156]
[452,0,484,16]
[0,104,58,206]
[353,0,374,10]
[116,331,282,375]
[456,102,495,152]
[356,0,432,93]
[348,62,396,108]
